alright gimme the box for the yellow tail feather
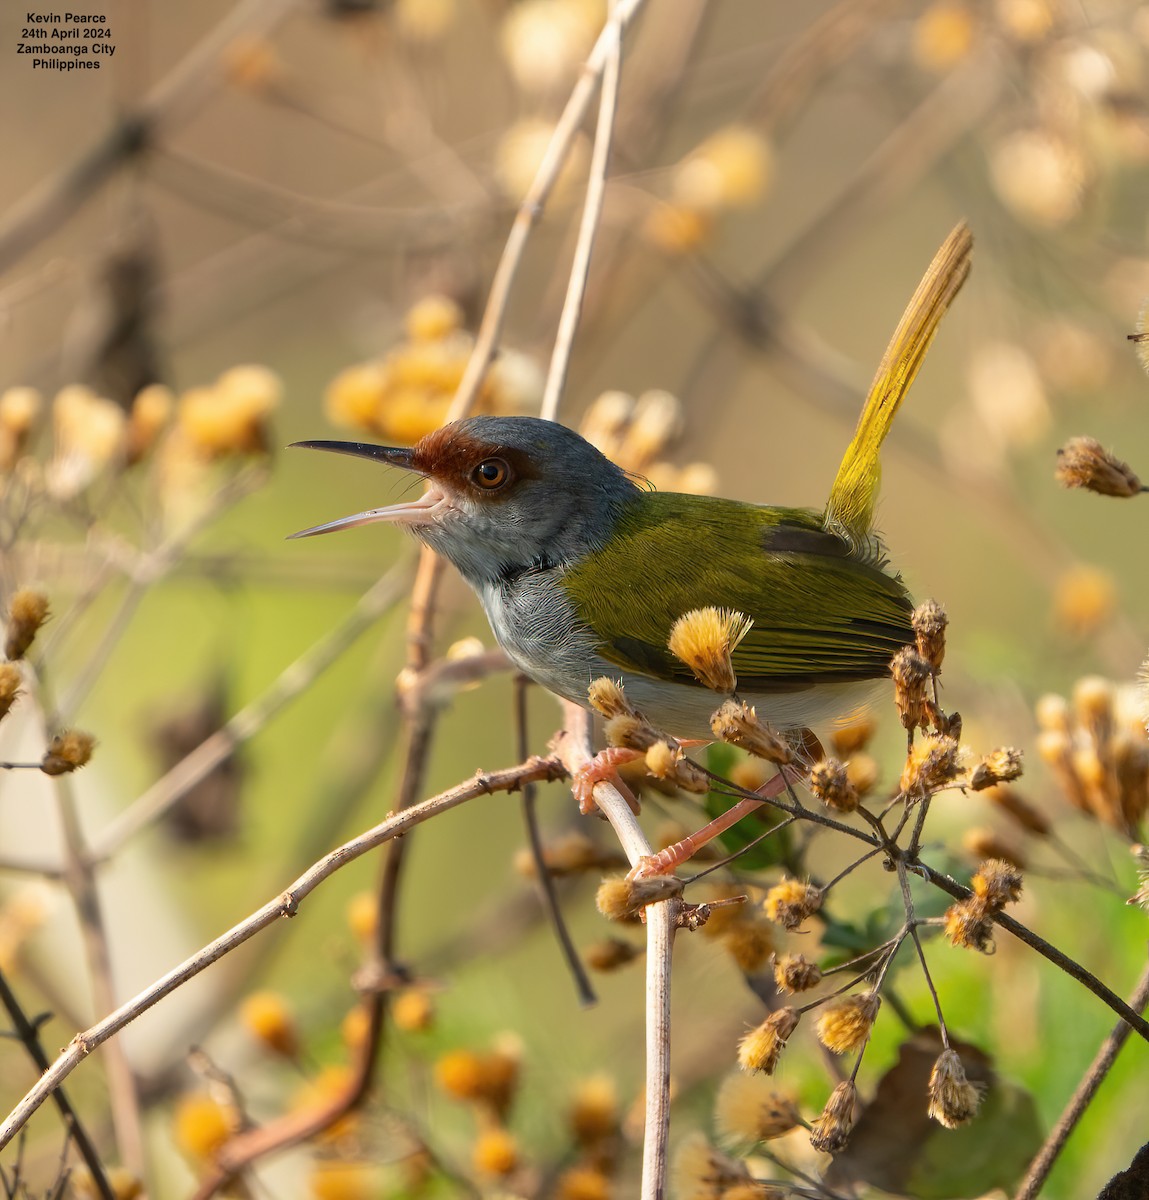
[823,221,973,542]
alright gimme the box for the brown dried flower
[808,758,858,812]
[890,646,933,732]
[737,1006,799,1074]
[970,859,1023,912]
[1055,436,1142,497]
[41,730,96,776]
[668,607,753,694]
[710,698,793,764]
[809,1081,857,1154]
[763,878,823,930]
[5,590,49,661]
[912,599,948,671]
[969,747,1024,791]
[814,990,881,1054]
[927,1048,983,1128]
[773,953,823,994]
[943,898,995,953]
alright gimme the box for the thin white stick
[445,0,648,424]
[539,12,624,422]
[553,702,676,1200]
[0,756,564,1151]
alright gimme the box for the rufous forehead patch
[411,425,540,491]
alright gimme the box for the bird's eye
[472,458,511,490]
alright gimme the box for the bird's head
[290,415,639,583]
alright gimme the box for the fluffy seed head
[0,663,21,722]
[808,758,858,812]
[5,590,49,661]
[584,937,642,972]
[912,599,949,671]
[595,875,681,923]
[809,1081,857,1154]
[568,1074,620,1146]
[983,785,1051,837]
[815,991,881,1054]
[721,921,776,974]
[927,1048,983,1128]
[587,677,633,721]
[890,647,933,731]
[668,607,753,694]
[239,991,299,1058]
[41,730,96,775]
[970,859,1023,911]
[943,898,995,952]
[773,953,823,994]
[899,734,962,798]
[737,1007,799,1074]
[710,698,793,763]
[392,988,436,1033]
[1056,436,1142,497]
[830,714,876,756]
[472,1127,518,1177]
[714,1072,801,1144]
[763,879,823,930]
[969,747,1024,790]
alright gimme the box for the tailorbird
[290,224,971,808]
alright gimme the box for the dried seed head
[773,953,823,994]
[899,734,962,798]
[392,988,436,1033]
[809,1081,857,1154]
[5,590,49,661]
[0,663,21,722]
[587,677,634,720]
[472,1127,518,1177]
[513,830,623,879]
[1056,436,1142,497]
[721,921,776,974]
[890,647,933,731]
[672,1133,753,1197]
[983,785,1051,837]
[568,1073,620,1146]
[595,875,682,923]
[644,740,709,794]
[603,712,664,753]
[962,828,1026,870]
[714,1072,801,1144]
[912,600,949,671]
[943,898,995,952]
[927,1049,983,1128]
[846,753,880,797]
[815,991,881,1054]
[1073,675,1114,744]
[808,758,859,812]
[239,991,300,1059]
[41,730,96,775]
[763,878,823,930]
[668,607,753,694]
[830,713,876,756]
[969,747,1024,791]
[584,937,642,972]
[173,1092,236,1161]
[710,698,793,764]
[970,859,1023,911]
[1035,692,1071,732]
[126,384,174,465]
[737,1007,799,1074]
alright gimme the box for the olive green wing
[563,493,914,693]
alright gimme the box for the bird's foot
[572,747,642,816]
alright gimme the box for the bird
[291,223,971,856]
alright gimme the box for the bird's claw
[572,747,642,815]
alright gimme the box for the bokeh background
[2,1,1149,1197]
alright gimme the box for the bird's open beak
[287,439,448,538]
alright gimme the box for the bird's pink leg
[629,765,800,878]
[572,747,643,815]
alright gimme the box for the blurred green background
[2,1,1149,1196]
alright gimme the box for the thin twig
[515,675,596,1006]
[919,863,1149,1044]
[552,701,674,1200]
[539,8,624,422]
[445,0,649,425]
[0,969,114,1200]
[0,756,566,1152]
[1014,957,1149,1200]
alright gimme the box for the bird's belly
[478,577,886,741]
